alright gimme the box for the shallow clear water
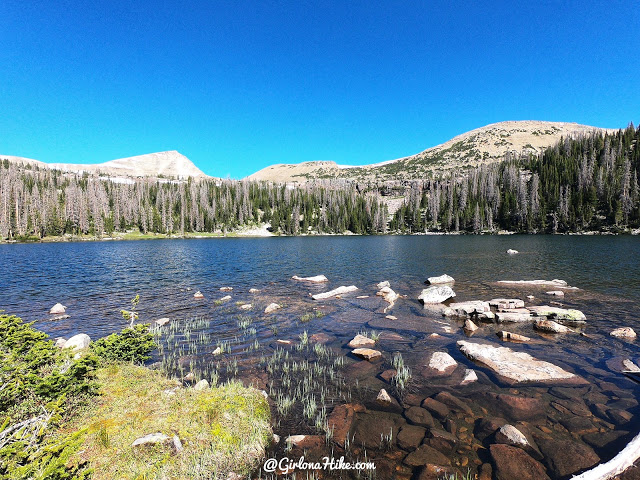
[2,235,640,479]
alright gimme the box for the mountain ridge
[2,150,208,179]
[246,120,617,183]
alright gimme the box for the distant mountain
[246,121,616,183]
[2,150,208,179]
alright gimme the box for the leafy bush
[91,324,155,363]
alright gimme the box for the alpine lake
[2,235,640,479]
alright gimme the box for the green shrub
[91,324,155,363]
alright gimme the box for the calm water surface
[2,235,640,479]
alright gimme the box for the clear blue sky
[1,1,638,178]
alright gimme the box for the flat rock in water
[352,348,382,361]
[527,305,586,323]
[49,303,67,314]
[445,300,490,316]
[611,327,637,339]
[292,274,328,283]
[240,303,252,310]
[426,274,455,285]
[220,286,233,291]
[377,280,390,289]
[534,319,573,333]
[496,312,531,323]
[348,334,375,348]
[249,288,260,293]
[496,331,531,342]
[193,291,204,299]
[264,303,281,313]
[312,285,358,300]
[309,332,333,344]
[490,298,525,309]
[219,295,232,302]
[457,341,587,385]
[419,286,456,305]
[506,249,519,255]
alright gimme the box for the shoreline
[1,228,638,245]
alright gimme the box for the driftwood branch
[0,409,52,449]
[572,431,640,480]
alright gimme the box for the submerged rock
[490,444,550,480]
[496,331,531,342]
[610,327,637,339]
[327,403,365,447]
[264,303,281,314]
[457,341,586,385]
[240,304,252,310]
[403,444,450,467]
[292,274,328,283]
[50,303,67,314]
[418,286,456,305]
[312,285,358,300]
[426,274,455,285]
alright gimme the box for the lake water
[2,235,640,479]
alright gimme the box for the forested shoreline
[1,123,639,242]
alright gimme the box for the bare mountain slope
[2,151,208,179]
[246,121,614,183]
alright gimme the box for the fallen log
[571,431,640,480]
